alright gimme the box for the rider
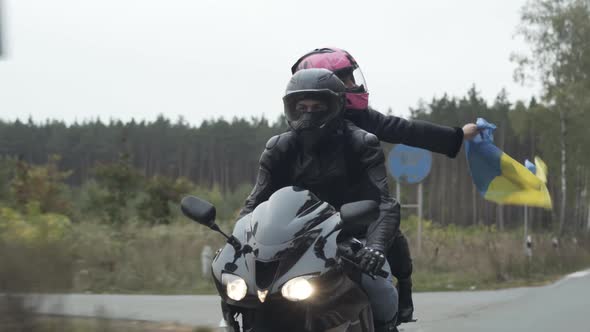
[290,47,480,322]
[239,68,400,332]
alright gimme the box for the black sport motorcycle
[181,186,388,332]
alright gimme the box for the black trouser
[387,230,413,281]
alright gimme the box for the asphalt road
[32,270,590,332]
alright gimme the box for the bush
[91,154,143,224]
[0,205,71,244]
[188,183,252,224]
[138,176,193,224]
[8,155,72,216]
[0,156,17,202]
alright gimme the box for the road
[32,270,590,332]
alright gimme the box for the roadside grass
[402,216,590,291]
[61,218,590,293]
[1,216,589,296]
[68,222,224,294]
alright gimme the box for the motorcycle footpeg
[397,317,418,326]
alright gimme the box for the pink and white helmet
[291,47,369,110]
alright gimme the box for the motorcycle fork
[221,301,241,331]
[304,305,313,331]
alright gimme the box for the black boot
[374,314,398,332]
[397,278,414,323]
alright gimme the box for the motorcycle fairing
[211,186,343,306]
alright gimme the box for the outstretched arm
[345,108,467,158]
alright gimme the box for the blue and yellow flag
[533,156,548,184]
[526,156,549,184]
[466,118,552,209]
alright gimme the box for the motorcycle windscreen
[250,187,335,245]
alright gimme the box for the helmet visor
[352,66,368,92]
[283,90,342,130]
[334,66,368,94]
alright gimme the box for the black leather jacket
[344,108,464,158]
[239,120,400,252]
[239,109,463,251]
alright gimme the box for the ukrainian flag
[466,118,552,209]
[533,156,548,184]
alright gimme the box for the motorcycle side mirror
[340,200,379,231]
[181,196,217,228]
[181,195,242,251]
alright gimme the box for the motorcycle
[181,186,388,332]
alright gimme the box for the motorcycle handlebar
[339,256,389,279]
[337,237,390,279]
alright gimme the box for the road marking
[565,270,590,279]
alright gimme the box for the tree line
[0,115,286,191]
[0,85,588,232]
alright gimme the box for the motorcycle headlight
[222,273,247,301]
[281,276,314,301]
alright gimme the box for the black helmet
[283,68,346,131]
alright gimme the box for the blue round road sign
[388,145,432,184]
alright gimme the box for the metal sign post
[524,205,533,258]
[523,160,535,257]
[523,206,529,241]
[418,183,423,252]
[388,145,432,254]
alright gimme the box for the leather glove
[355,246,386,276]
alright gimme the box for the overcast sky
[0,0,538,126]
